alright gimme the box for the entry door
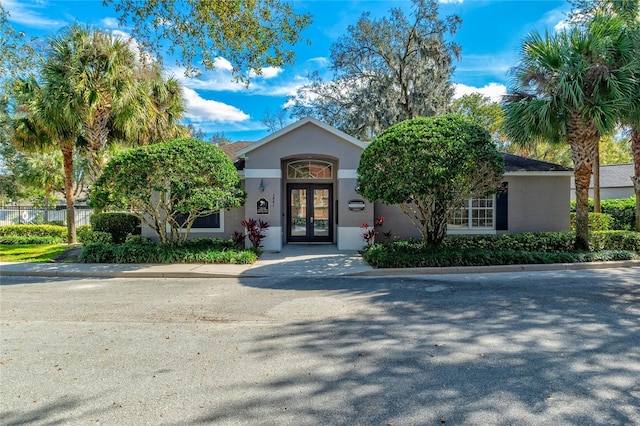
[287,183,333,242]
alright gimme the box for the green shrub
[589,231,640,251]
[602,197,636,231]
[442,232,575,252]
[571,197,636,230]
[77,225,113,244]
[90,212,140,244]
[0,235,64,245]
[361,242,636,268]
[570,212,613,231]
[0,224,67,239]
[79,237,256,264]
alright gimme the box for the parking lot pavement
[1,268,639,425]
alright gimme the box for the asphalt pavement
[1,268,639,425]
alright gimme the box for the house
[570,163,635,200]
[151,117,573,250]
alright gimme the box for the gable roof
[502,153,572,173]
[236,117,367,158]
[570,163,634,189]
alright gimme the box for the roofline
[505,171,574,177]
[236,117,367,157]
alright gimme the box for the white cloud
[182,87,250,123]
[439,0,463,3]
[213,57,234,72]
[308,57,330,67]
[3,0,66,29]
[453,83,506,103]
[554,19,571,32]
[100,17,120,29]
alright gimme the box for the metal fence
[0,205,93,227]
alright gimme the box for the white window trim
[447,196,496,234]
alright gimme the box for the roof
[218,141,254,170]
[236,117,368,158]
[570,163,634,189]
[502,153,573,173]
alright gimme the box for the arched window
[287,160,333,179]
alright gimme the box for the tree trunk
[593,141,601,213]
[567,113,599,251]
[61,142,77,244]
[631,127,640,232]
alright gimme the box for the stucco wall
[505,175,570,233]
[244,122,363,169]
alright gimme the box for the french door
[287,183,333,242]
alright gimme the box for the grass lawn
[0,244,76,262]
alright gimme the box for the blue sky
[4,0,570,141]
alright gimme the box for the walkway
[0,244,373,279]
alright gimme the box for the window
[287,160,332,179]
[175,211,222,230]
[449,197,494,230]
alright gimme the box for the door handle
[310,216,314,224]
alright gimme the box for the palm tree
[129,64,187,146]
[12,76,82,243]
[503,14,638,249]
[570,1,640,230]
[51,25,140,185]
[19,151,65,220]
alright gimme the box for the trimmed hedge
[571,197,636,230]
[77,225,112,244]
[0,235,64,245]
[90,212,140,244]
[362,231,640,268]
[79,237,257,264]
[570,212,613,231]
[0,224,67,239]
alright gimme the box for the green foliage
[90,138,246,244]
[0,224,67,239]
[105,0,311,82]
[77,225,113,244]
[0,235,64,245]
[590,231,640,251]
[571,197,636,230]
[570,212,613,231]
[362,233,639,268]
[442,232,576,252]
[90,212,140,244]
[357,115,504,246]
[79,237,257,264]
[289,0,460,140]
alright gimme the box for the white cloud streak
[3,0,66,29]
[453,82,507,103]
[182,87,250,123]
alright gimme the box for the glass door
[287,183,333,242]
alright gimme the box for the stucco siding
[506,175,570,232]
[244,122,363,169]
[374,203,422,240]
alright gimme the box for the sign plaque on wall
[257,198,269,215]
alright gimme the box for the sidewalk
[2,244,639,279]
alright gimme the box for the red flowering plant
[240,218,270,249]
[361,217,387,245]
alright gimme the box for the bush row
[0,235,64,245]
[0,224,67,239]
[570,212,613,231]
[362,231,640,268]
[362,245,636,268]
[571,197,636,230]
[79,237,256,264]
